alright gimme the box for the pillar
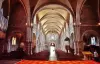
[74,0,84,55]
[26,15,32,55]
[74,25,80,55]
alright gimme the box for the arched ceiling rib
[32,0,74,16]
[38,8,69,20]
[45,31,59,35]
[43,25,61,32]
[42,24,61,33]
[18,0,29,17]
[42,22,62,29]
[45,29,60,35]
[44,19,63,25]
[40,17,65,26]
[39,12,66,22]
[44,27,60,32]
[36,4,70,35]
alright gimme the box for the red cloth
[17,60,100,64]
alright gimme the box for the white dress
[49,46,57,61]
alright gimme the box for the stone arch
[33,4,73,35]
[81,30,100,46]
[40,12,66,22]
[32,1,75,53]
[76,0,87,21]
[32,0,74,18]
[9,0,27,17]
[79,0,87,14]
[74,0,87,42]
[33,4,74,32]
[8,1,27,36]
[18,0,28,16]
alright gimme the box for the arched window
[91,36,96,45]
[12,37,16,45]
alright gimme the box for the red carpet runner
[17,60,100,64]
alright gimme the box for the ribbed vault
[36,4,70,35]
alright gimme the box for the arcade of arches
[0,0,100,62]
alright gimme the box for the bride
[49,43,57,61]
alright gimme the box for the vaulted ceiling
[36,4,69,35]
[1,0,99,36]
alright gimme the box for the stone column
[75,0,85,55]
[74,25,80,55]
[35,24,40,53]
[74,41,77,55]
[27,41,33,55]
[26,15,32,55]
[26,27,31,55]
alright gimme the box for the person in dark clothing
[16,47,27,59]
[93,50,100,62]
[65,45,70,53]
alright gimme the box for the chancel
[0,0,100,64]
